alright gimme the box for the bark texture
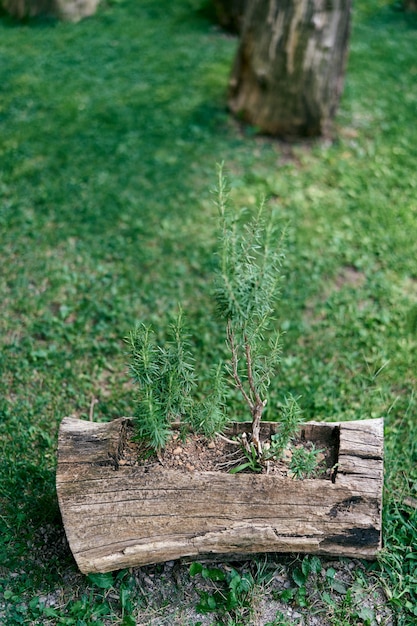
[2,0,99,21]
[57,417,383,573]
[55,0,99,21]
[2,0,53,17]
[228,0,352,137]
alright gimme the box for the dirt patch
[303,265,367,327]
[119,426,336,479]
[333,265,366,291]
[126,556,394,626]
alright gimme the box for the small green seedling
[289,444,324,480]
[229,442,263,474]
[190,562,253,623]
[127,166,311,472]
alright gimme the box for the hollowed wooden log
[56,417,383,573]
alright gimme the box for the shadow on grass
[0,7,59,28]
[359,0,417,30]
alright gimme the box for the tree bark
[2,0,54,18]
[55,0,100,21]
[404,0,417,11]
[2,0,99,21]
[228,0,352,138]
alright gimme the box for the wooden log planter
[56,417,383,574]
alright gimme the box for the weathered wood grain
[56,418,383,573]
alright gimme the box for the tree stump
[228,0,352,137]
[56,417,383,573]
[2,0,99,21]
[55,0,99,22]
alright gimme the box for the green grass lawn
[0,0,416,624]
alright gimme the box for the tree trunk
[2,0,54,18]
[2,0,99,21]
[55,0,100,21]
[228,0,352,138]
[404,0,417,10]
[212,0,247,33]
